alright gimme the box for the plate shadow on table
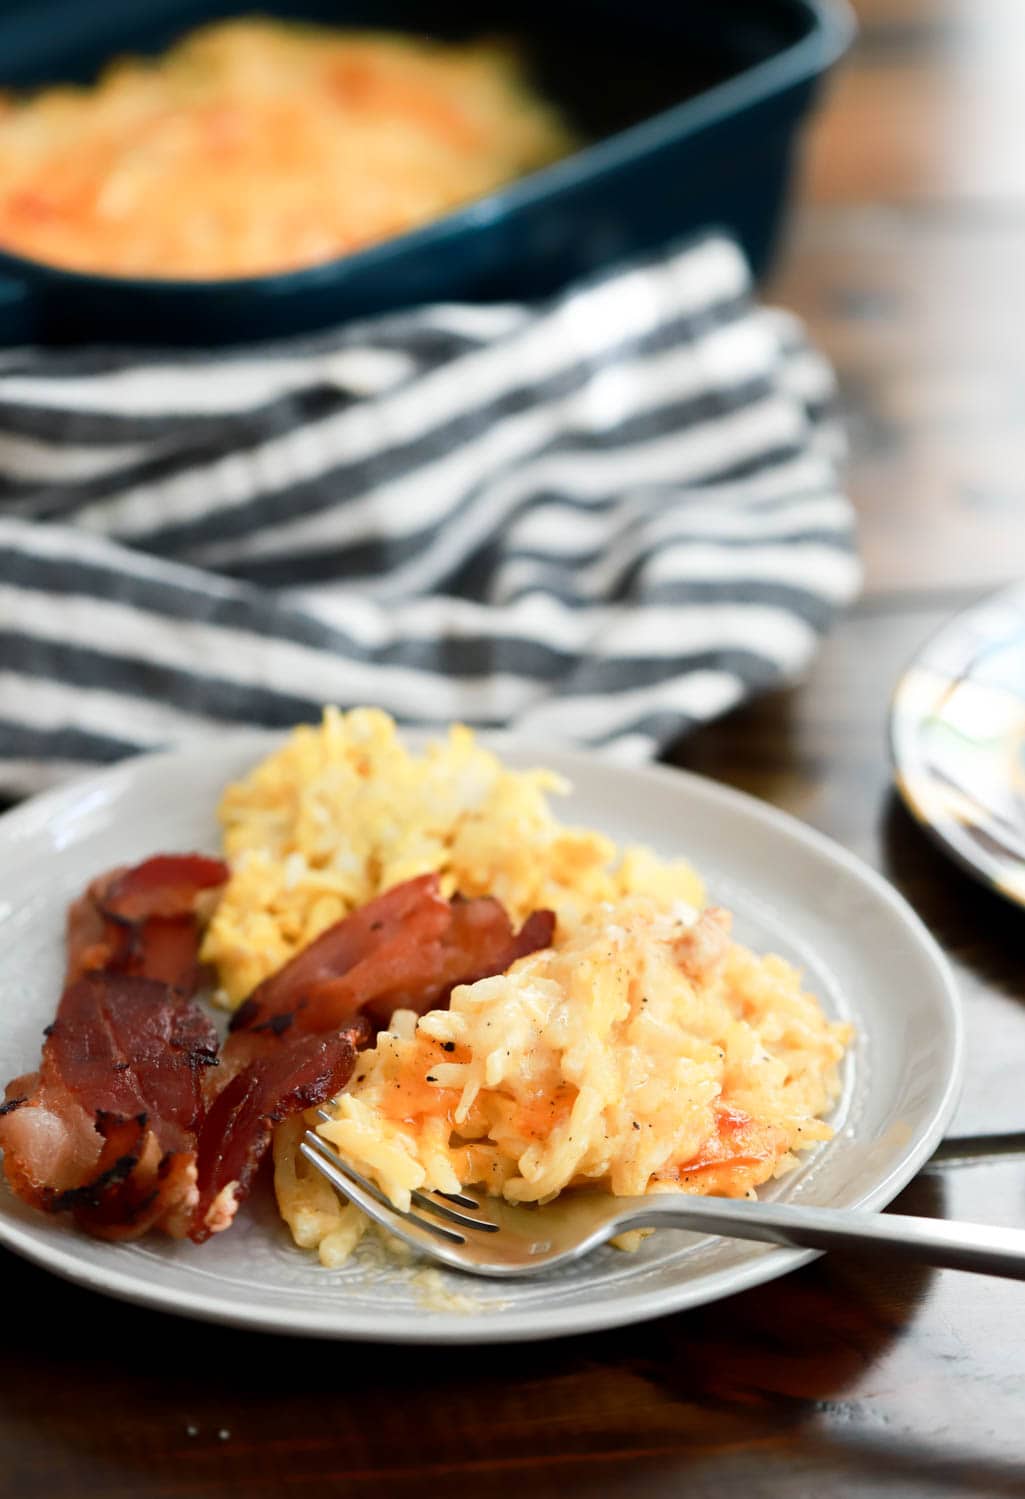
[881,793,1024,1001]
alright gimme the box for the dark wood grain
[3,3,1025,1496]
[2,1162,1024,1499]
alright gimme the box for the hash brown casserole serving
[202,709,851,1269]
[0,18,574,279]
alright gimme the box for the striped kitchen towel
[0,233,859,799]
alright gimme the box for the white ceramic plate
[891,581,1025,907]
[0,733,962,1344]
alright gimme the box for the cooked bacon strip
[2,847,362,1243]
[190,1029,360,1242]
[2,851,228,1239]
[98,854,229,923]
[119,914,210,993]
[0,973,358,1243]
[66,852,228,995]
[358,897,556,1031]
[229,873,450,1033]
[0,1072,98,1211]
[57,1113,203,1242]
[48,973,216,1143]
[2,861,552,1247]
[0,973,219,1238]
[65,890,121,984]
[232,874,555,1037]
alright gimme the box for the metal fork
[300,1126,1025,1281]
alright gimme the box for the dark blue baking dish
[0,0,853,344]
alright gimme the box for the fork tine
[301,1131,401,1213]
[300,1135,467,1246]
[433,1188,482,1210]
[410,1188,498,1232]
[302,1130,498,1235]
[311,1113,486,1218]
[304,1131,497,1235]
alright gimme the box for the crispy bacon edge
[66,852,229,995]
[1,854,229,1239]
[0,973,220,1240]
[190,1028,363,1243]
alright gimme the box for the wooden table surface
[3,2,1025,1495]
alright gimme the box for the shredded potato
[0,19,575,279]
[310,900,851,1264]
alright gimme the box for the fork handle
[625,1195,1025,1280]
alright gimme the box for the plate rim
[889,580,1025,910]
[0,731,964,1343]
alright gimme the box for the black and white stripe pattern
[0,235,858,797]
